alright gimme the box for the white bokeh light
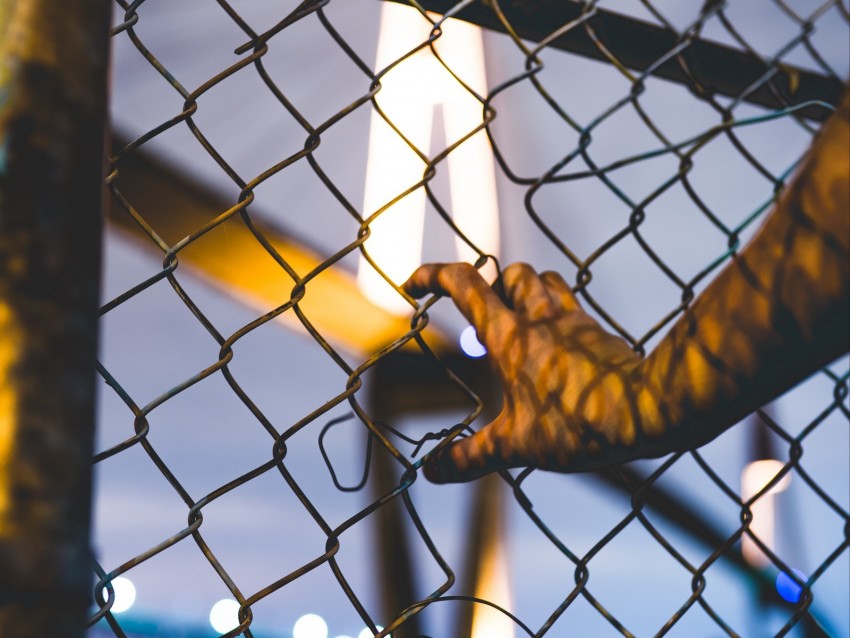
[293,613,329,638]
[209,598,241,634]
[460,325,487,358]
[357,627,389,638]
[102,576,136,614]
[741,459,792,568]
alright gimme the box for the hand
[404,262,649,483]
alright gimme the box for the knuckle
[540,270,565,284]
[442,262,476,284]
[503,262,535,282]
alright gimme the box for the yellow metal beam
[107,141,448,356]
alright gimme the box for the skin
[404,89,850,483]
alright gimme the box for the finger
[404,263,515,353]
[423,417,516,483]
[500,262,557,321]
[539,270,582,313]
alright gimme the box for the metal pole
[385,0,843,122]
[454,472,506,638]
[369,444,423,638]
[0,1,110,637]
[369,350,501,638]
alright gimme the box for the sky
[92,1,849,637]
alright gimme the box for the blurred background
[90,1,849,637]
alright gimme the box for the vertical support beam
[0,2,110,637]
[369,350,504,637]
[369,444,423,638]
[368,365,424,638]
[453,412,508,638]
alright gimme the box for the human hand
[404,262,649,483]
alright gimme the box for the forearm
[633,90,850,453]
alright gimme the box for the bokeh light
[357,627,389,638]
[101,576,136,614]
[460,325,487,358]
[209,598,241,634]
[776,569,807,603]
[293,613,329,638]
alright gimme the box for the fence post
[0,1,110,637]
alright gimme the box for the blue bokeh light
[776,569,807,603]
[459,325,487,358]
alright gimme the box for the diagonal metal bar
[386,0,844,121]
[107,138,449,356]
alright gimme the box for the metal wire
[92,1,849,637]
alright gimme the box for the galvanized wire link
[93,1,848,637]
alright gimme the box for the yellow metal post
[0,1,110,636]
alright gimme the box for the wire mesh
[92,1,849,637]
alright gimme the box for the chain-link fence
[91,1,849,637]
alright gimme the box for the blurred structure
[2,1,847,638]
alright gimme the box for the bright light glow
[357,627,388,638]
[293,614,329,638]
[742,460,792,496]
[102,577,136,614]
[460,325,487,357]
[741,459,792,567]
[209,598,241,634]
[333,635,353,638]
[0,303,21,526]
[470,530,515,638]
[468,475,514,638]
[358,3,500,314]
[776,568,807,603]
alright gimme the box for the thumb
[423,418,512,483]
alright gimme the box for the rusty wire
[92,1,848,637]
